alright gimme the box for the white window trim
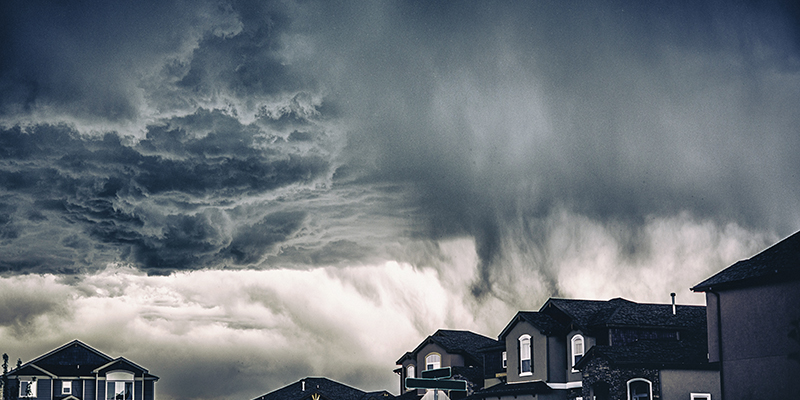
[63,380,72,395]
[425,353,441,370]
[690,394,711,400]
[571,334,585,372]
[19,378,38,398]
[626,378,652,400]
[502,351,507,369]
[519,334,532,376]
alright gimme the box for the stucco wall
[660,369,719,400]
[715,279,800,400]
[505,322,548,383]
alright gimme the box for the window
[690,394,711,400]
[571,334,584,369]
[19,379,37,398]
[502,351,507,369]
[107,381,133,400]
[627,378,652,400]
[519,334,532,375]
[63,380,72,395]
[407,365,415,379]
[425,353,441,370]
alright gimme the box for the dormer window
[519,334,532,375]
[425,353,441,370]
[571,334,584,369]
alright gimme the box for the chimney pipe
[670,292,676,315]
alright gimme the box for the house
[395,330,502,400]
[470,297,717,400]
[691,229,800,400]
[251,377,394,400]
[2,340,158,400]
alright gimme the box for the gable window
[571,334,584,369]
[62,380,72,395]
[626,378,652,400]
[19,379,37,398]
[502,351,507,369]
[425,353,441,370]
[519,334,532,375]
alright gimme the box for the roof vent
[302,381,305,392]
[670,292,676,315]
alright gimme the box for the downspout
[710,290,724,400]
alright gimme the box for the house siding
[580,357,660,400]
[143,380,155,400]
[84,379,96,400]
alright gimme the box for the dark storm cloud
[303,0,800,300]
[0,117,327,274]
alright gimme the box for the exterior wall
[135,381,143,400]
[416,343,466,369]
[37,379,52,400]
[546,336,566,384]
[704,292,720,363]
[143,381,155,400]
[505,322,548,383]
[565,331,593,384]
[659,369,719,400]
[715,279,800,400]
[580,358,660,400]
[84,379,96,400]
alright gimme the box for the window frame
[502,351,507,369]
[107,381,133,400]
[425,353,441,370]
[626,378,652,400]
[571,334,584,371]
[19,378,37,398]
[690,394,711,400]
[62,380,72,395]
[518,334,532,376]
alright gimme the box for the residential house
[691,230,800,400]
[251,377,394,400]
[395,330,501,400]
[470,298,717,400]
[2,340,158,400]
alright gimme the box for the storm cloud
[1,1,799,400]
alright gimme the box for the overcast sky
[1,1,799,399]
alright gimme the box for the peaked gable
[397,330,500,365]
[252,377,385,400]
[692,230,800,291]
[498,311,565,339]
[8,340,113,377]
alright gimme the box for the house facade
[2,340,157,400]
[691,230,800,400]
[471,298,717,400]
[395,330,501,400]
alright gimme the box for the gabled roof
[573,338,715,370]
[396,330,501,366]
[4,340,158,380]
[94,357,156,379]
[692,230,800,292]
[498,311,565,340]
[252,377,393,400]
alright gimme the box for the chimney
[670,292,676,315]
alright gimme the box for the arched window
[627,378,652,400]
[425,353,441,370]
[405,365,416,390]
[571,334,584,369]
[519,334,532,375]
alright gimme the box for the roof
[499,298,705,337]
[464,381,552,399]
[573,338,716,370]
[252,377,394,400]
[692,230,800,292]
[396,330,501,366]
[498,311,565,339]
[4,340,158,380]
